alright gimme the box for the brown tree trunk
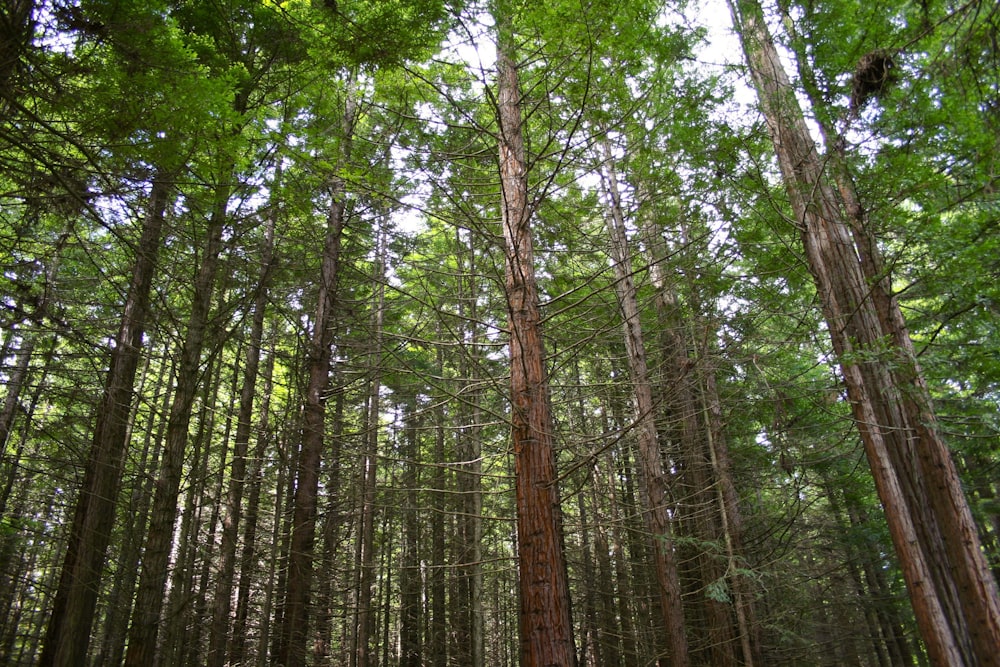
[272,85,357,667]
[350,226,387,667]
[124,174,229,667]
[700,366,761,667]
[207,150,280,667]
[599,138,690,667]
[429,342,448,667]
[399,397,423,667]
[313,377,346,666]
[496,18,577,666]
[94,342,172,667]
[728,1,1000,663]
[40,177,171,667]
[588,472,625,667]
[230,338,275,667]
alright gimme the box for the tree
[727,0,1000,662]
[599,136,690,667]
[494,4,577,664]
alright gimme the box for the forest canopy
[1,0,998,665]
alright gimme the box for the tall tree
[599,137,690,667]
[727,0,1000,663]
[272,82,357,667]
[39,176,171,667]
[494,5,577,664]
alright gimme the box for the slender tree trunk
[728,1,1000,663]
[124,174,229,667]
[207,154,279,667]
[699,366,761,667]
[162,353,221,664]
[429,344,448,667]
[599,138,690,667]
[272,85,358,667]
[313,381,345,666]
[0,336,34,455]
[456,226,486,667]
[399,398,423,667]
[598,431,640,667]
[231,336,275,667]
[495,16,577,666]
[351,225,387,667]
[40,177,171,667]
[267,418,300,666]
[95,344,173,667]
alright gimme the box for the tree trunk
[94,342,172,667]
[40,176,171,667]
[207,149,279,667]
[728,1,1000,663]
[351,225,387,667]
[429,342,448,667]
[599,137,690,667]
[456,226,486,667]
[399,397,423,667]
[313,378,346,666]
[272,85,357,667]
[496,16,577,666]
[230,337,275,667]
[124,174,229,667]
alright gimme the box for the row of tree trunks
[350,224,388,667]
[40,176,172,667]
[207,139,281,667]
[728,0,1000,663]
[123,170,231,667]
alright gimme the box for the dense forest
[1,0,999,665]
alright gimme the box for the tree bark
[728,1,1000,663]
[496,20,577,665]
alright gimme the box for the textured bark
[600,139,690,667]
[40,178,171,667]
[496,25,577,667]
[729,1,1000,663]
